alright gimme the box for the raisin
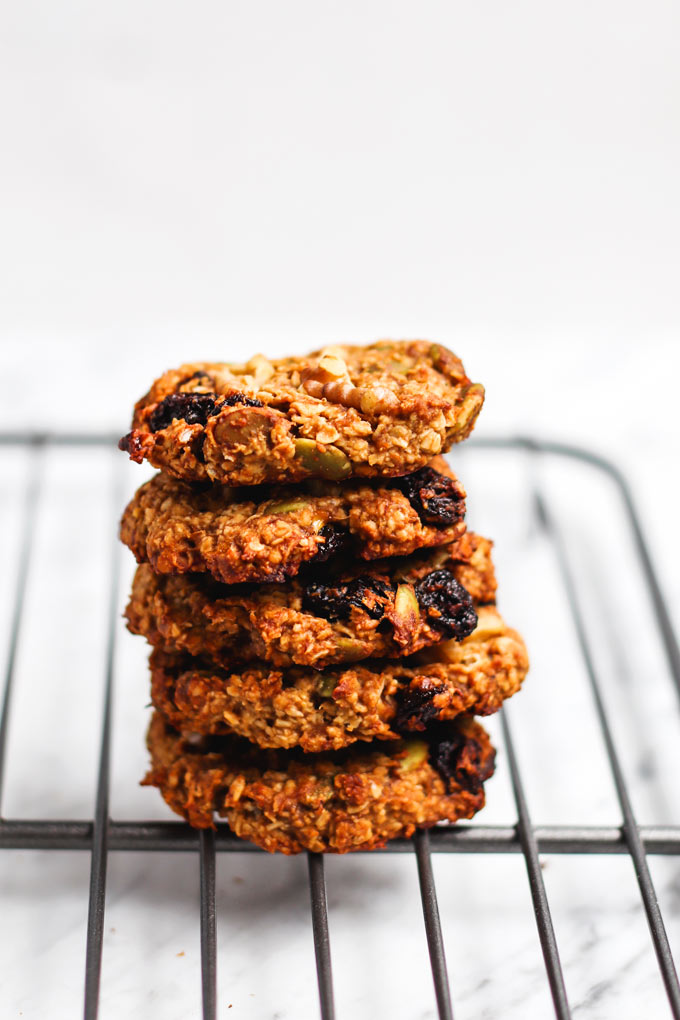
[415,570,477,639]
[222,392,264,408]
[432,733,477,791]
[149,393,218,432]
[191,432,207,463]
[302,575,395,622]
[393,466,465,526]
[426,726,495,793]
[395,680,448,730]
[312,524,349,563]
[118,432,134,453]
[179,370,215,390]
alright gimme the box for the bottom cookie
[143,711,495,853]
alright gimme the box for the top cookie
[119,341,484,486]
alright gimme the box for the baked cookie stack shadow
[118,340,529,854]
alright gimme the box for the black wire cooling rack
[0,432,679,1020]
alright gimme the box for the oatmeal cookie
[119,341,484,486]
[148,607,528,752]
[143,711,495,850]
[120,457,467,585]
[126,532,496,669]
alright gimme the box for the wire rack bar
[0,443,43,812]
[0,432,119,447]
[501,708,571,1019]
[83,468,123,1020]
[1,819,680,854]
[414,829,454,1020]
[199,829,218,1020]
[536,488,680,1019]
[307,853,336,1020]
[618,479,680,707]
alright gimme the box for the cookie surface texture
[119,341,484,485]
[126,532,495,668]
[120,457,468,584]
[147,607,528,751]
[143,712,496,852]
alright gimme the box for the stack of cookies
[118,341,528,854]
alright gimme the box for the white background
[0,2,679,1018]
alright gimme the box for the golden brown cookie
[148,607,528,752]
[126,532,496,669]
[120,457,467,585]
[143,711,495,851]
[119,341,484,486]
